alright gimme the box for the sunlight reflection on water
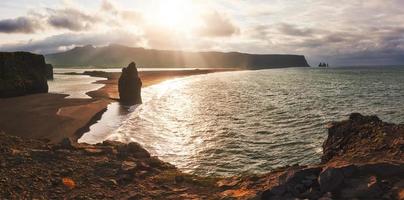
[80,66,404,176]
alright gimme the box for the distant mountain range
[45,44,310,69]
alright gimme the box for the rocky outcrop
[0,132,219,199]
[219,113,403,199]
[321,113,403,164]
[118,62,142,105]
[0,52,49,97]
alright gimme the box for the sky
[1,0,404,66]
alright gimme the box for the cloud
[197,11,239,37]
[47,8,100,31]
[276,23,317,37]
[0,30,144,54]
[2,0,404,65]
[100,0,142,23]
[0,17,41,33]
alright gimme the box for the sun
[147,0,201,31]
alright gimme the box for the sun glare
[147,0,201,31]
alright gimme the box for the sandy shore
[0,68,239,143]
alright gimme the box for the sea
[52,66,404,176]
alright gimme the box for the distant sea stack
[45,44,310,69]
[118,62,142,105]
[0,52,51,98]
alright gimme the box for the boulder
[118,62,142,105]
[0,52,49,97]
[117,142,150,159]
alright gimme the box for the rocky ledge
[0,113,403,199]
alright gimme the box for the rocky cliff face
[0,52,50,97]
[0,113,402,199]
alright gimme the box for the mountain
[45,44,310,69]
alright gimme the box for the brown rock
[117,142,150,159]
[121,161,137,172]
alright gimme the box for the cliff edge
[0,52,51,98]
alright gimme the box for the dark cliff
[0,52,49,98]
[45,44,310,69]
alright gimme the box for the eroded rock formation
[118,62,142,105]
[0,52,50,97]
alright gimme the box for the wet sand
[0,93,110,143]
[0,68,239,143]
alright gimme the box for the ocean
[75,66,404,176]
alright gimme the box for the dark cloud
[47,8,100,31]
[197,11,239,37]
[0,31,143,54]
[0,17,40,33]
[277,23,317,37]
[0,7,100,33]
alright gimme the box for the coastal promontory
[45,44,310,69]
[0,52,50,97]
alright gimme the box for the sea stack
[118,62,142,105]
[0,52,49,98]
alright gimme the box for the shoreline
[84,68,241,100]
[1,113,402,199]
[2,68,402,198]
[0,68,240,143]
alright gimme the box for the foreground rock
[321,113,403,164]
[0,52,51,97]
[219,113,403,200]
[0,113,402,199]
[118,62,142,105]
[0,132,220,199]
